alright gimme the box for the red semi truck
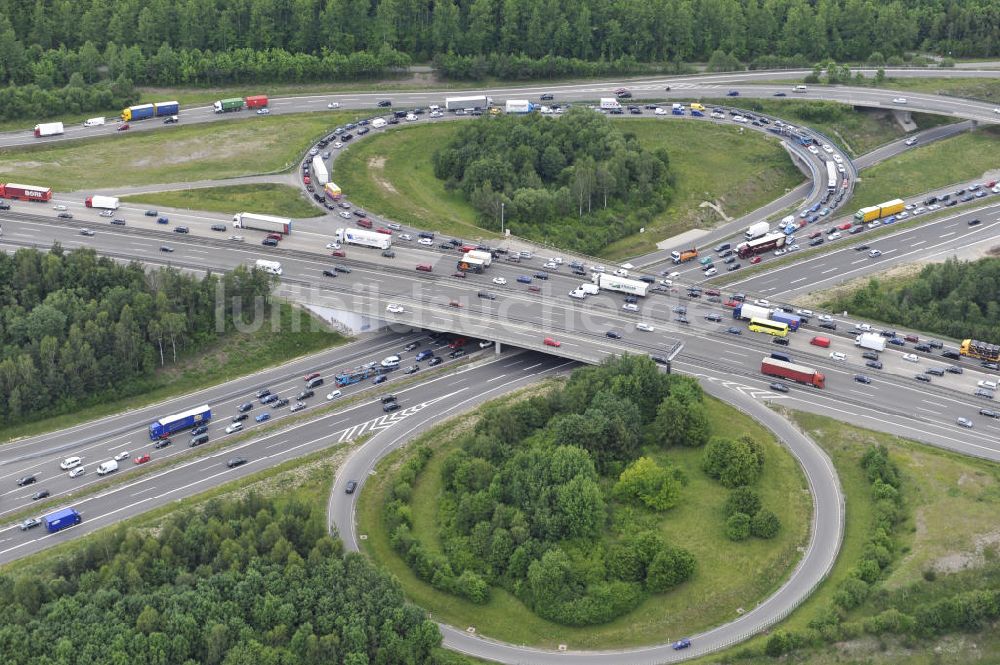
[0,182,53,202]
[761,357,825,388]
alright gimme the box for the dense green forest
[0,493,445,664]
[0,0,995,119]
[822,257,1000,344]
[0,246,274,427]
[384,357,778,626]
[432,109,673,253]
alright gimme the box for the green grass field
[874,77,1000,104]
[121,184,322,218]
[706,409,1000,665]
[0,112,362,191]
[0,302,345,445]
[851,126,1000,207]
[334,119,803,258]
[357,385,810,649]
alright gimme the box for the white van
[371,117,387,129]
[978,380,998,391]
[96,460,119,476]
[83,117,106,127]
[380,355,401,368]
[569,290,587,299]
[254,259,283,275]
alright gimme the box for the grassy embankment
[0,111,364,191]
[122,184,321,218]
[357,383,810,650]
[333,119,804,258]
[0,302,345,444]
[697,410,1000,665]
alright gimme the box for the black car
[382,250,395,258]
[262,238,278,247]
[237,402,253,412]
[428,357,443,366]
[322,270,337,277]
[726,327,742,335]
[478,291,496,300]
[273,397,290,408]
[227,457,248,468]
[174,226,189,233]
[946,365,964,374]
[334,265,351,273]
[727,263,742,271]
[540,93,554,101]
[111,218,126,225]
[862,351,879,360]
[153,438,172,449]
[32,490,50,501]
[808,238,824,246]
[650,355,668,365]
[915,374,931,383]
[819,321,837,330]
[772,337,790,346]
[854,375,872,384]
[232,413,249,423]
[675,316,689,324]
[211,224,227,231]
[192,425,208,436]
[418,231,435,239]
[345,480,358,494]
[297,389,315,400]
[17,474,37,486]
[260,393,278,404]
[606,331,622,339]
[380,394,397,404]
[438,243,453,249]
[449,349,466,358]
[377,100,392,107]
[383,402,401,413]
[341,133,353,141]
[403,365,419,374]
[969,218,982,226]
[448,238,462,246]
[866,360,884,370]
[914,344,932,352]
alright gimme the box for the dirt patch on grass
[932,530,1000,574]
[367,156,399,195]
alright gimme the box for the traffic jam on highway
[9,331,491,537]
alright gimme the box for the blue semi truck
[148,404,211,440]
[44,508,82,533]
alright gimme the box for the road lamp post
[500,201,505,235]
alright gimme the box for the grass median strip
[122,184,322,218]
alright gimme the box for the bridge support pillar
[495,341,501,355]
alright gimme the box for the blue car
[807,214,819,223]
[517,275,532,284]
[255,413,271,423]
[888,338,906,346]
[809,202,821,213]
[373,375,387,384]
[691,110,704,117]
[157,216,169,224]
[415,350,434,361]
[883,215,896,225]
[672,638,691,650]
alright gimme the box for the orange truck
[671,248,698,264]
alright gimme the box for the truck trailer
[960,339,1000,362]
[854,198,904,223]
[148,404,212,439]
[311,155,330,186]
[737,233,786,258]
[0,182,52,202]
[671,248,698,264]
[592,272,648,297]
[153,101,179,117]
[733,303,772,322]
[44,508,82,533]
[232,212,292,234]
[745,221,770,240]
[855,333,886,352]
[336,228,392,250]
[770,311,802,331]
[505,100,533,114]
[85,195,120,210]
[34,122,64,137]
[244,95,268,109]
[445,95,492,111]
[761,357,825,388]
[465,250,493,267]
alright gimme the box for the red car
[723,299,740,308]
[808,231,822,239]
[133,454,151,465]
[837,222,852,231]
[117,123,130,131]
[304,372,321,382]
[543,337,561,347]
[449,300,462,308]
[705,289,721,296]
[451,271,466,278]
[331,250,346,257]
[528,285,541,292]
[375,228,392,235]
[356,218,372,229]
[415,264,432,272]
[750,256,762,264]
[266,233,282,241]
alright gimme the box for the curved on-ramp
[330,358,844,664]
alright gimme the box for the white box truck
[254,259,283,275]
[85,195,120,210]
[505,100,533,114]
[579,283,600,295]
[855,333,886,352]
[311,155,329,186]
[745,221,770,240]
[600,98,622,110]
[336,228,391,250]
[465,250,492,267]
[445,95,491,111]
[34,122,64,138]
[97,460,119,476]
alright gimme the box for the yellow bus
[748,317,789,337]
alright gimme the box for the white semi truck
[591,273,648,297]
[311,155,329,186]
[233,212,292,234]
[336,228,391,250]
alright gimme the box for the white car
[381,355,401,367]
[60,456,82,470]
[868,249,882,258]
[993,186,1000,194]
[590,265,606,273]
[654,107,667,115]
[386,304,405,314]
[787,243,799,251]
[795,309,813,316]
[68,467,86,478]
[492,277,507,285]
[822,144,834,153]
[867,220,881,229]
[622,303,639,312]
[830,351,847,362]
[53,204,67,211]
[828,231,841,240]
[399,233,412,241]
[774,248,786,256]
[636,322,655,332]
[257,108,270,115]
[543,262,558,269]
[807,145,819,154]
[418,237,433,246]
[229,235,244,242]
[994,108,1000,114]
[754,299,770,307]
[549,257,563,264]
[832,154,843,163]
[902,353,919,363]
[659,278,673,286]
[905,137,918,146]
[668,271,680,278]
[732,115,746,123]
[613,268,629,276]
[338,211,351,219]
[225,422,243,434]
[114,451,130,462]
[703,267,718,276]
[897,211,909,219]
[837,164,846,173]
[327,102,340,109]
[405,113,417,121]
[326,242,341,249]
[854,323,872,332]
[333,142,343,149]
[892,97,907,104]
[914,207,926,215]
[819,314,832,322]
[326,390,343,400]
[479,340,494,348]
